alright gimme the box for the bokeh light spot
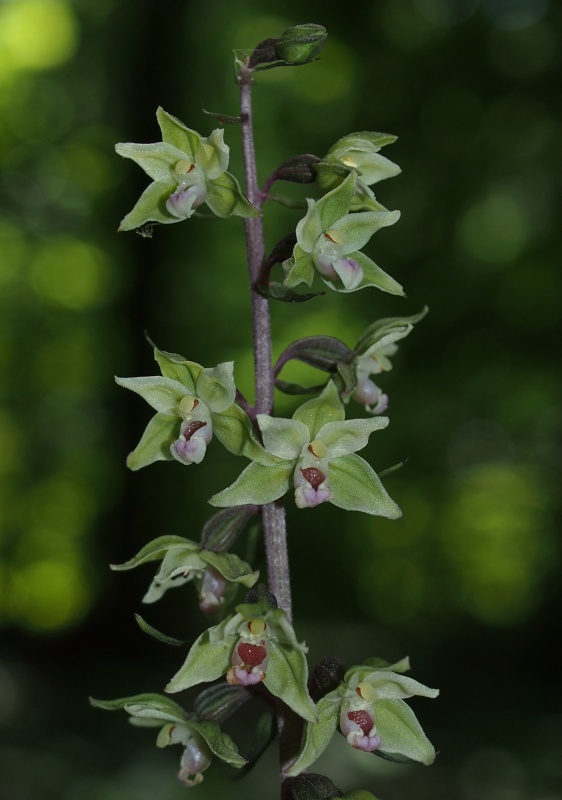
[0,0,77,73]
[11,559,91,631]
[440,464,553,624]
[30,237,116,309]
[457,193,529,265]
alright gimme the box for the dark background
[1,1,561,798]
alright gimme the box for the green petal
[282,245,315,289]
[296,199,323,253]
[284,694,341,776]
[329,454,402,518]
[206,172,259,218]
[196,362,236,413]
[375,699,437,765]
[126,412,177,471]
[115,375,186,415]
[115,141,184,182]
[118,180,177,231]
[264,639,317,722]
[257,415,309,461]
[292,381,344,438]
[196,128,229,179]
[209,461,292,507]
[156,107,200,159]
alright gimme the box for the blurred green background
[1,0,561,798]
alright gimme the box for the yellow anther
[341,155,358,168]
[307,439,328,459]
[324,229,343,245]
[356,681,377,702]
[248,618,267,636]
[178,395,199,416]
[174,159,195,175]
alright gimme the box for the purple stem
[238,64,293,624]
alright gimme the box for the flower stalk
[238,62,293,623]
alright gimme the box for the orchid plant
[91,24,438,800]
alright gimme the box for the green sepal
[209,461,293,507]
[316,252,401,295]
[156,106,200,159]
[206,171,259,218]
[356,656,411,676]
[212,403,278,465]
[316,172,357,229]
[329,210,399,254]
[354,307,428,354]
[264,639,317,722]
[118,180,177,231]
[115,375,186,415]
[201,550,259,588]
[293,381,344,438]
[285,694,341,776]
[153,347,202,393]
[165,628,236,693]
[188,719,247,769]
[90,693,188,726]
[114,141,181,182]
[110,535,195,571]
[134,614,185,646]
[374,699,436,765]
[329,454,402,518]
[125,412,177,470]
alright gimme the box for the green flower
[115,107,258,230]
[350,308,427,414]
[115,345,270,471]
[210,382,401,518]
[165,597,317,723]
[90,693,246,787]
[282,172,403,294]
[110,535,258,613]
[316,131,401,212]
[286,657,439,777]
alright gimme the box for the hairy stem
[239,63,293,623]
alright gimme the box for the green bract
[351,308,428,414]
[286,657,439,777]
[115,107,258,230]
[90,693,246,786]
[115,345,272,470]
[165,597,317,723]
[282,172,403,294]
[110,535,258,612]
[210,382,401,518]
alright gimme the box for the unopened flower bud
[276,23,327,65]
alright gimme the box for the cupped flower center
[294,438,333,509]
[171,395,213,465]
[227,617,269,687]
